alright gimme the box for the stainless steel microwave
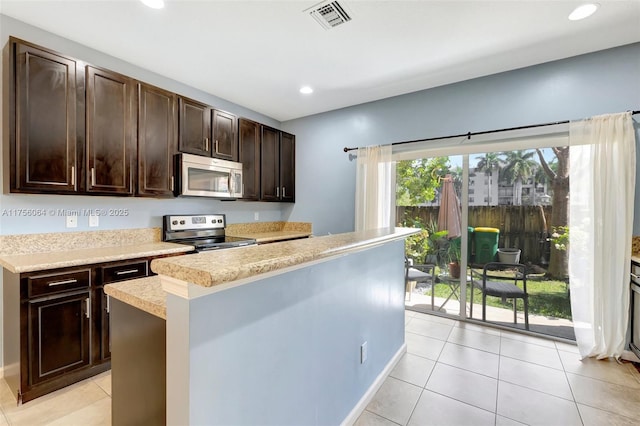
[175,153,243,199]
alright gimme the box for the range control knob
[180,220,186,225]
[172,220,178,225]
[218,219,223,223]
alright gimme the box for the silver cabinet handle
[276,186,279,197]
[215,140,219,154]
[115,269,139,276]
[205,138,209,151]
[171,176,174,191]
[106,294,110,314]
[71,166,75,184]
[282,186,286,198]
[48,278,78,287]
[85,298,90,319]
[91,167,96,186]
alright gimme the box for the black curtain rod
[343,110,640,153]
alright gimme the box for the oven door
[178,154,243,198]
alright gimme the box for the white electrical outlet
[89,215,99,227]
[66,216,78,228]
[360,341,368,364]
[254,212,259,221]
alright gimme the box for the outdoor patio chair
[470,262,529,330]
[405,257,436,302]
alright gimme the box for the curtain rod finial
[343,147,350,152]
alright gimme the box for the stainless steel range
[162,214,256,251]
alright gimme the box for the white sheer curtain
[569,112,636,359]
[355,145,395,231]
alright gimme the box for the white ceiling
[1,0,639,122]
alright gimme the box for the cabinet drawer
[102,260,148,284]
[28,269,91,298]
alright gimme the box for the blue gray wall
[282,42,640,235]
[165,240,406,425]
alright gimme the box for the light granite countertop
[632,255,640,264]
[0,242,193,273]
[0,228,193,273]
[226,221,312,243]
[104,276,166,319]
[151,227,418,288]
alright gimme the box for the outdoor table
[436,273,471,311]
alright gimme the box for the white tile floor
[356,310,640,426]
[0,371,111,426]
[1,311,639,426]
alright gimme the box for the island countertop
[151,227,418,288]
[104,276,166,319]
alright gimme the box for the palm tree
[536,147,569,279]
[502,150,537,206]
[475,152,503,205]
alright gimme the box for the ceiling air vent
[306,1,352,29]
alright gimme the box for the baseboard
[340,342,407,426]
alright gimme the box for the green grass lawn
[425,273,572,320]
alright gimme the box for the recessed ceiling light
[568,3,599,21]
[300,86,314,94]
[140,0,165,9]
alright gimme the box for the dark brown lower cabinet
[2,256,160,404]
[28,291,91,385]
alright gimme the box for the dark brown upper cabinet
[86,66,136,195]
[260,126,280,202]
[10,39,82,193]
[137,83,178,197]
[260,126,295,202]
[7,38,296,202]
[211,110,238,161]
[238,118,261,201]
[178,97,210,156]
[280,132,296,203]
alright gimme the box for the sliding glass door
[399,142,573,340]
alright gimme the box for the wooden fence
[397,205,553,265]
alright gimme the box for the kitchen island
[106,227,418,425]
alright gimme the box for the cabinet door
[280,132,295,203]
[100,288,111,361]
[178,97,210,156]
[86,66,136,195]
[260,126,280,201]
[238,119,261,201]
[212,110,238,161]
[12,41,80,193]
[138,83,177,197]
[28,292,91,385]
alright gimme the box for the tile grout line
[404,388,424,426]
[495,333,503,421]
[556,345,585,425]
